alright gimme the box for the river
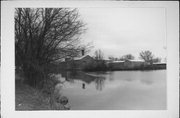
[52,70,166,110]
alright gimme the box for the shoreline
[15,74,67,110]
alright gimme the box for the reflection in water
[61,71,106,91]
[61,71,97,84]
[125,77,134,82]
[140,78,153,85]
[95,77,105,91]
[51,70,166,110]
[108,72,114,81]
[82,83,86,89]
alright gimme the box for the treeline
[83,49,166,71]
[108,50,162,64]
[92,49,163,63]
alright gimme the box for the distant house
[107,61,125,70]
[152,62,166,65]
[123,59,145,69]
[58,50,95,70]
[107,59,146,70]
[152,62,166,69]
[71,55,95,70]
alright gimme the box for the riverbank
[15,74,67,110]
[16,79,50,110]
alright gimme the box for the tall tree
[94,49,104,60]
[15,8,87,85]
[139,50,154,64]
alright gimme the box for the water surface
[53,70,166,110]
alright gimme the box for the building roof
[60,55,92,62]
[73,55,89,60]
[107,60,124,64]
[128,59,145,62]
[153,62,166,65]
[113,61,125,63]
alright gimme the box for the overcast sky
[78,8,166,60]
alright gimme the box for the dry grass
[15,70,68,111]
[15,80,51,110]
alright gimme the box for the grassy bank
[16,79,51,110]
[15,73,67,110]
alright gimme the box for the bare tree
[94,49,104,60]
[139,50,154,64]
[120,54,135,61]
[15,8,87,85]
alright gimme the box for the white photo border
[1,1,179,118]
